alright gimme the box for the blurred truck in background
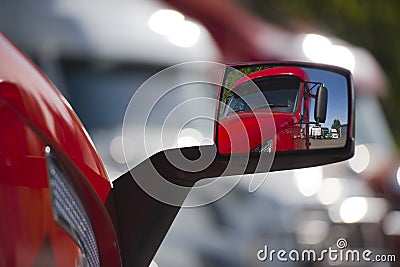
[1,0,399,266]
[330,128,339,139]
[311,125,322,139]
[321,127,331,139]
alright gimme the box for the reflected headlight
[45,146,100,267]
[251,138,273,153]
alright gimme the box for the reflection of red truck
[218,66,326,154]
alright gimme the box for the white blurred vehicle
[330,128,339,139]
[311,125,323,139]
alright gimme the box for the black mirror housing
[124,61,354,180]
[108,61,355,267]
[216,62,354,171]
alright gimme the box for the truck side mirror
[314,85,328,123]
[111,62,354,266]
[121,61,354,183]
[216,62,354,171]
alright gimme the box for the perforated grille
[47,150,100,267]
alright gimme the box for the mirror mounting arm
[304,81,323,98]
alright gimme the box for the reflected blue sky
[305,67,348,128]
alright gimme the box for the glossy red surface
[273,112,303,151]
[0,33,110,202]
[218,67,311,154]
[218,111,274,153]
[0,102,83,267]
[0,33,121,266]
[218,110,306,153]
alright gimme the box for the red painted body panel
[0,105,84,266]
[218,66,311,154]
[218,111,275,153]
[233,66,310,88]
[0,34,110,202]
[0,33,121,265]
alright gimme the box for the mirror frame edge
[219,61,355,171]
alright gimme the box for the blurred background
[1,0,400,266]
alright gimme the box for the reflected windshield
[222,76,301,117]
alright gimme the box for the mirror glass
[217,64,349,154]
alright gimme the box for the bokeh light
[339,197,368,223]
[349,144,370,173]
[148,9,200,47]
[317,178,343,205]
[295,166,323,197]
[303,34,355,72]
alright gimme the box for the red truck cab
[218,66,313,154]
[0,33,120,267]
